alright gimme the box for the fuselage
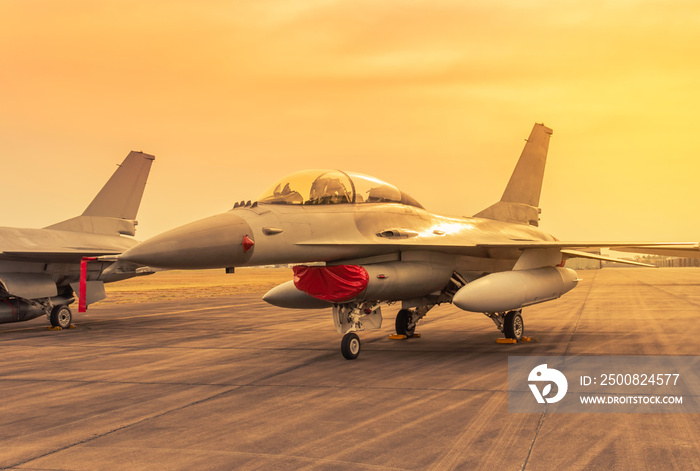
[121,202,557,279]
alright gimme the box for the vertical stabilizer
[82,151,155,220]
[474,124,552,226]
[45,151,155,236]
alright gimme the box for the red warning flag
[79,257,98,312]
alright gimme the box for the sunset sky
[2,0,699,243]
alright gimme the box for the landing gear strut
[333,302,382,360]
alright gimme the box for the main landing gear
[395,309,415,337]
[485,309,524,341]
[50,305,72,329]
[503,310,524,341]
[394,305,432,338]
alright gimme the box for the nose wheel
[341,332,361,360]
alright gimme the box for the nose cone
[121,212,254,269]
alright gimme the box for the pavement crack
[563,270,597,356]
[521,410,549,471]
[521,271,597,470]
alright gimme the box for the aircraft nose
[121,212,254,269]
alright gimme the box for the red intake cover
[293,265,369,302]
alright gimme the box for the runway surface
[2,268,700,470]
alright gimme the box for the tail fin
[45,151,155,236]
[474,123,552,226]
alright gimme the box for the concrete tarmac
[1,268,700,470]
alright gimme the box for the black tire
[50,305,72,329]
[395,309,415,337]
[503,310,524,341]
[341,332,361,360]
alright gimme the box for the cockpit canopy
[257,169,423,208]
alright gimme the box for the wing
[561,249,655,268]
[0,248,124,263]
[614,245,700,259]
[0,225,136,263]
[296,239,696,254]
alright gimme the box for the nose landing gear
[340,332,361,360]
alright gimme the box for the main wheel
[341,332,361,360]
[395,309,415,337]
[50,305,72,329]
[503,310,524,341]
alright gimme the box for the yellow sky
[2,0,699,242]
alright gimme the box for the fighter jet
[120,124,688,359]
[0,151,155,328]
